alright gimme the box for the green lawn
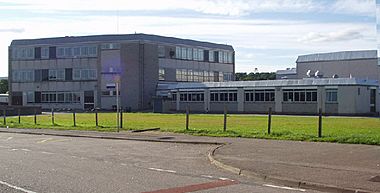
[2,112,380,145]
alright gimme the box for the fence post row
[223,105,227,131]
[18,109,20,124]
[318,108,322,138]
[268,107,272,135]
[120,108,123,129]
[95,109,98,127]
[51,108,54,126]
[186,105,189,130]
[34,109,37,125]
[73,111,76,127]
[3,109,6,125]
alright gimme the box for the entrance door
[370,89,376,113]
[84,91,94,110]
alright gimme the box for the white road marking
[219,177,233,181]
[4,137,13,141]
[201,175,214,178]
[10,149,18,151]
[37,138,53,144]
[21,149,31,152]
[0,180,37,193]
[263,184,306,192]
[120,163,127,166]
[148,167,176,173]
[41,151,54,155]
[37,138,69,144]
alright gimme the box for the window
[57,48,64,57]
[73,69,97,80]
[12,70,34,82]
[326,89,338,103]
[40,92,80,103]
[283,89,317,102]
[73,47,80,56]
[181,47,187,59]
[193,48,199,60]
[101,43,120,50]
[175,47,181,59]
[73,69,81,80]
[227,52,233,63]
[158,46,165,58]
[210,91,237,102]
[88,46,97,56]
[81,47,88,56]
[159,68,165,80]
[179,92,204,102]
[48,69,65,81]
[223,73,233,81]
[198,49,204,61]
[64,47,72,57]
[209,51,214,62]
[187,48,193,60]
[218,51,223,63]
[27,92,34,103]
[245,90,274,102]
[41,47,49,59]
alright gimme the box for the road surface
[0,132,322,193]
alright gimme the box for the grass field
[2,112,380,145]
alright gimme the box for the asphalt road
[0,133,322,193]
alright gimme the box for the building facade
[296,50,380,83]
[9,34,235,110]
[159,78,379,115]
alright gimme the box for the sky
[0,0,378,76]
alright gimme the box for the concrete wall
[282,102,318,114]
[297,59,379,82]
[142,43,159,109]
[337,86,356,114]
[244,102,275,113]
[209,102,238,112]
[120,43,141,110]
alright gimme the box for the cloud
[0,0,375,17]
[332,0,375,17]
[0,28,24,33]
[298,29,364,43]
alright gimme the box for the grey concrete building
[296,50,380,83]
[9,34,235,110]
[159,78,379,115]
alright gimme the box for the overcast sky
[0,0,378,76]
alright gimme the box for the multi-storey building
[9,34,235,110]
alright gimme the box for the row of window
[175,69,233,82]
[26,91,81,103]
[245,90,275,102]
[171,89,338,103]
[174,46,233,64]
[211,91,238,102]
[12,45,98,60]
[57,46,97,58]
[12,69,97,82]
[283,89,318,102]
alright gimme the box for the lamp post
[115,75,121,132]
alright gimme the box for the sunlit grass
[2,112,380,145]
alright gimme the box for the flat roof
[296,50,377,63]
[10,33,234,51]
[158,78,379,90]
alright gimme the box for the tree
[0,79,8,94]
[235,72,276,81]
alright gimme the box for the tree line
[235,72,276,81]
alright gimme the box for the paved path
[213,139,380,193]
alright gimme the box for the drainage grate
[369,175,380,182]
